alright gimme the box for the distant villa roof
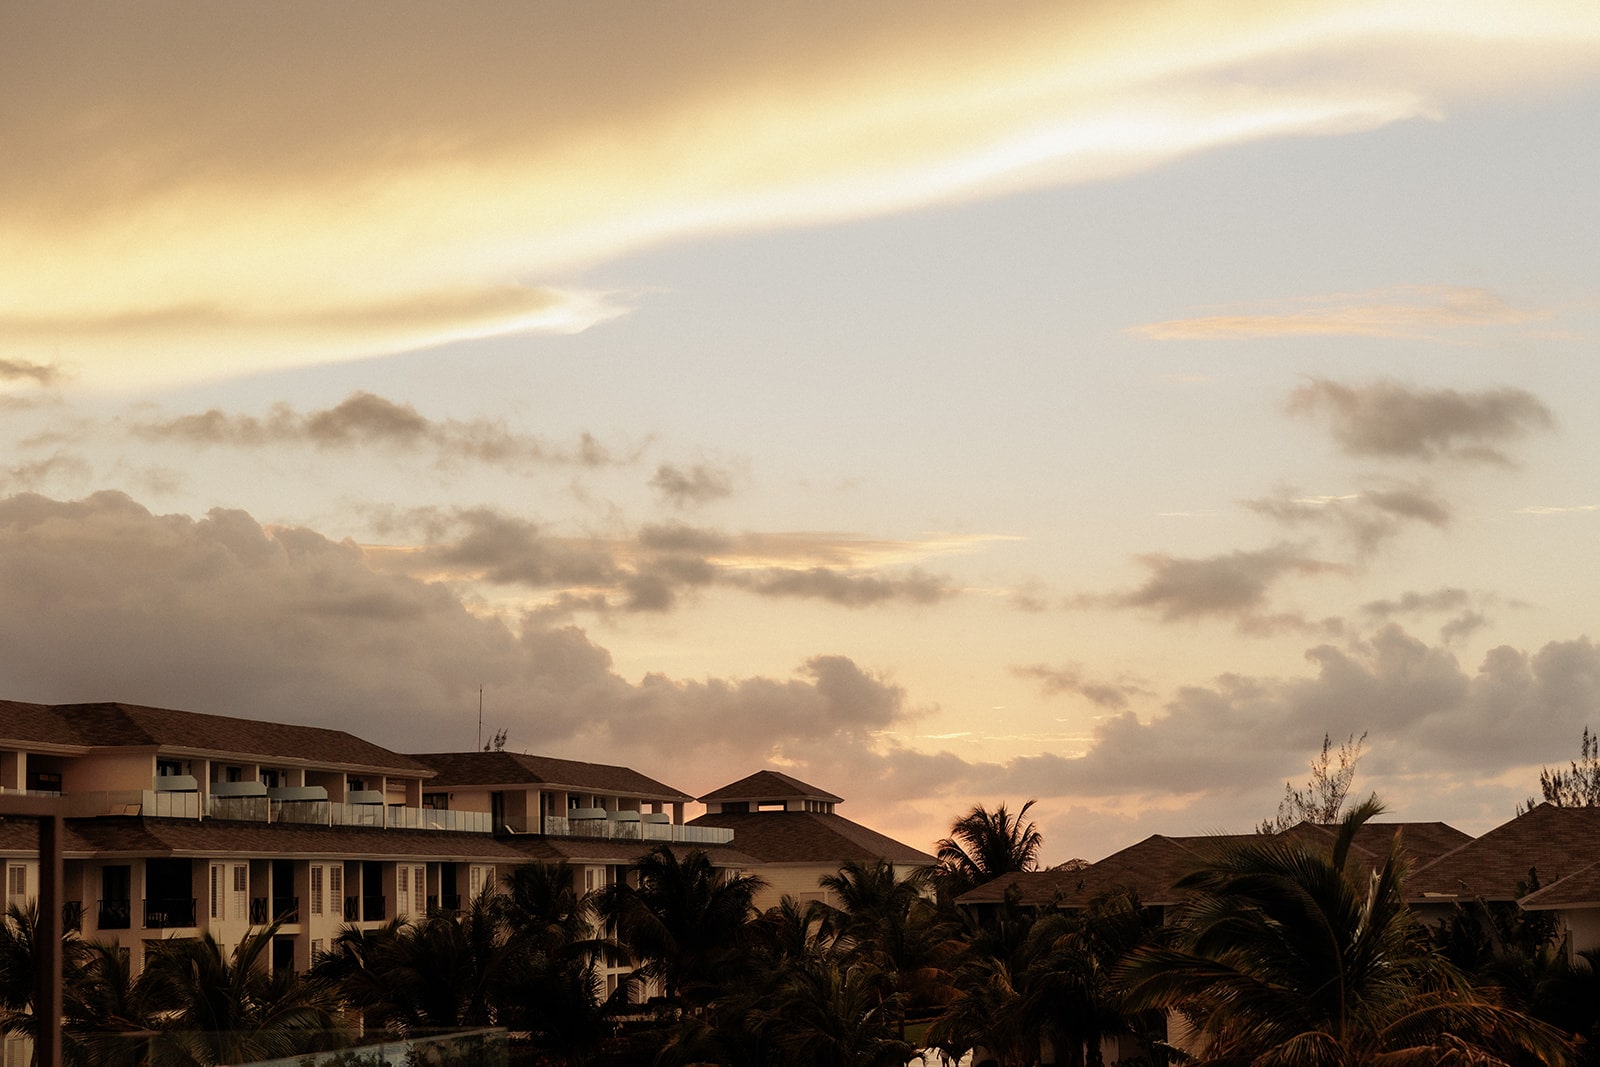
[697,769,843,805]
[412,750,692,802]
[960,820,1473,910]
[689,809,933,866]
[0,699,431,776]
[1407,803,1600,904]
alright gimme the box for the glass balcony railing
[533,815,733,844]
[60,790,493,833]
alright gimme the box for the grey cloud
[1440,611,1488,644]
[0,359,62,386]
[1013,664,1146,710]
[0,490,927,784]
[636,523,733,554]
[1362,588,1472,619]
[377,507,950,613]
[130,391,628,469]
[1285,378,1552,464]
[730,566,954,607]
[395,507,619,588]
[1114,545,1342,624]
[650,463,734,507]
[4,452,92,491]
[1246,482,1451,554]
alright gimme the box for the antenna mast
[477,685,483,750]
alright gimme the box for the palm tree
[64,939,157,1067]
[315,891,507,1034]
[818,860,955,1039]
[138,919,344,1066]
[933,800,1043,898]
[749,957,916,1067]
[1119,797,1571,1066]
[0,900,87,1046]
[495,863,617,1065]
[599,845,765,1011]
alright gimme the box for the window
[422,793,448,810]
[329,866,342,918]
[469,865,481,900]
[311,938,324,960]
[414,866,426,910]
[157,759,183,778]
[232,865,248,920]
[210,864,224,920]
[226,766,243,783]
[397,866,410,916]
[6,866,25,902]
[310,866,324,916]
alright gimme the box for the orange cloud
[5,3,1598,384]
[1130,285,1547,341]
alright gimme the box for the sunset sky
[4,1,1600,862]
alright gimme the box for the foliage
[598,845,765,1010]
[1259,731,1368,834]
[1521,726,1600,813]
[929,887,1163,1067]
[137,920,344,1067]
[1121,797,1571,1066]
[933,799,1044,898]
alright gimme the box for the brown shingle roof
[499,835,762,868]
[45,702,432,775]
[0,700,90,749]
[959,834,1258,908]
[960,821,1470,909]
[1407,803,1600,903]
[45,816,526,861]
[412,751,691,801]
[689,810,932,866]
[1519,860,1600,910]
[697,770,843,804]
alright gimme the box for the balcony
[144,897,197,929]
[345,895,386,922]
[97,899,130,930]
[271,896,300,923]
[533,815,733,845]
[64,789,493,833]
[63,900,82,932]
[427,893,463,917]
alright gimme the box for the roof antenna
[477,684,483,751]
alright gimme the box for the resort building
[0,699,927,1001]
[689,769,935,909]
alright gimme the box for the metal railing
[97,899,132,930]
[144,896,197,929]
[536,815,733,844]
[58,789,494,834]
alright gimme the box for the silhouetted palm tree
[933,800,1042,898]
[315,892,506,1034]
[600,845,765,1010]
[1120,797,1571,1066]
[138,919,343,1066]
[0,900,87,1046]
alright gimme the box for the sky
[4,1,1600,864]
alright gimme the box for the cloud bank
[7,3,1597,382]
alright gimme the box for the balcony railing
[535,815,733,844]
[98,899,132,930]
[272,896,300,923]
[427,893,463,917]
[63,790,493,833]
[344,895,386,922]
[144,897,197,929]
